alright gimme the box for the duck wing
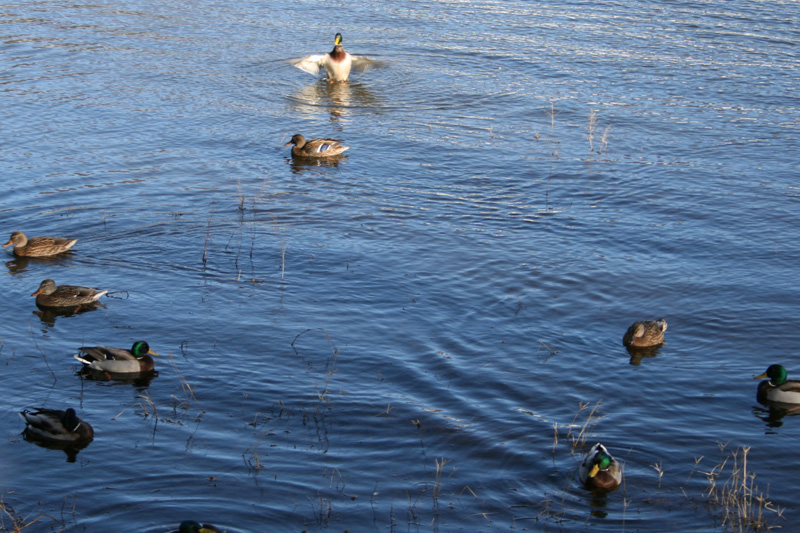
[290,54,327,76]
[350,55,382,74]
[77,346,136,362]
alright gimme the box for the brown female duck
[286,134,349,158]
[32,279,107,308]
[622,318,667,348]
[3,231,77,257]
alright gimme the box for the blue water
[1,1,799,531]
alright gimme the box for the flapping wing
[350,55,383,74]
[289,54,327,76]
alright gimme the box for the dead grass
[567,400,605,450]
[702,443,785,532]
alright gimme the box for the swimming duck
[31,279,107,308]
[286,134,349,158]
[290,32,378,83]
[19,407,94,445]
[3,231,77,257]
[74,341,158,374]
[754,364,800,405]
[622,319,667,348]
[579,443,622,491]
[175,521,225,533]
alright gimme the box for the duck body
[19,407,94,444]
[755,364,800,405]
[75,341,158,374]
[622,319,667,348]
[286,134,349,158]
[31,279,107,308]
[4,231,77,257]
[175,521,224,533]
[290,32,377,83]
[579,443,622,491]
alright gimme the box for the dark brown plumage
[622,319,667,348]
[285,134,349,158]
[3,231,77,257]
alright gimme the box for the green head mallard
[175,521,224,533]
[289,32,380,83]
[20,407,94,445]
[579,443,622,491]
[755,364,800,405]
[75,341,159,374]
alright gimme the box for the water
[1,0,799,531]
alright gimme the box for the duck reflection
[290,80,381,122]
[625,344,663,366]
[33,302,105,327]
[753,402,800,429]
[288,154,347,174]
[77,367,158,387]
[6,253,74,274]
[22,430,92,463]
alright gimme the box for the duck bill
[2,241,11,248]
[31,289,42,297]
[148,349,159,356]
[589,464,600,478]
[285,141,292,146]
[754,372,768,380]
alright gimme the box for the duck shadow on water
[22,429,92,463]
[77,368,158,388]
[752,401,800,430]
[5,253,74,274]
[287,154,348,174]
[624,344,664,366]
[289,80,381,122]
[33,302,105,327]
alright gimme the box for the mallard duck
[175,521,224,533]
[622,319,667,348]
[754,364,800,405]
[286,134,349,158]
[31,279,107,308]
[290,32,378,83]
[19,407,94,445]
[74,341,158,374]
[579,443,622,491]
[3,231,77,257]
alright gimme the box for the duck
[19,407,94,445]
[579,443,622,491]
[286,134,349,158]
[174,521,224,533]
[622,318,667,348]
[3,231,77,257]
[31,279,107,308]
[754,364,800,405]
[290,32,378,83]
[74,341,158,374]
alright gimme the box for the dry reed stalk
[703,445,784,532]
[568,399,604,450]
[587,109,597,152]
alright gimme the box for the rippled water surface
[1,0,799,531]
